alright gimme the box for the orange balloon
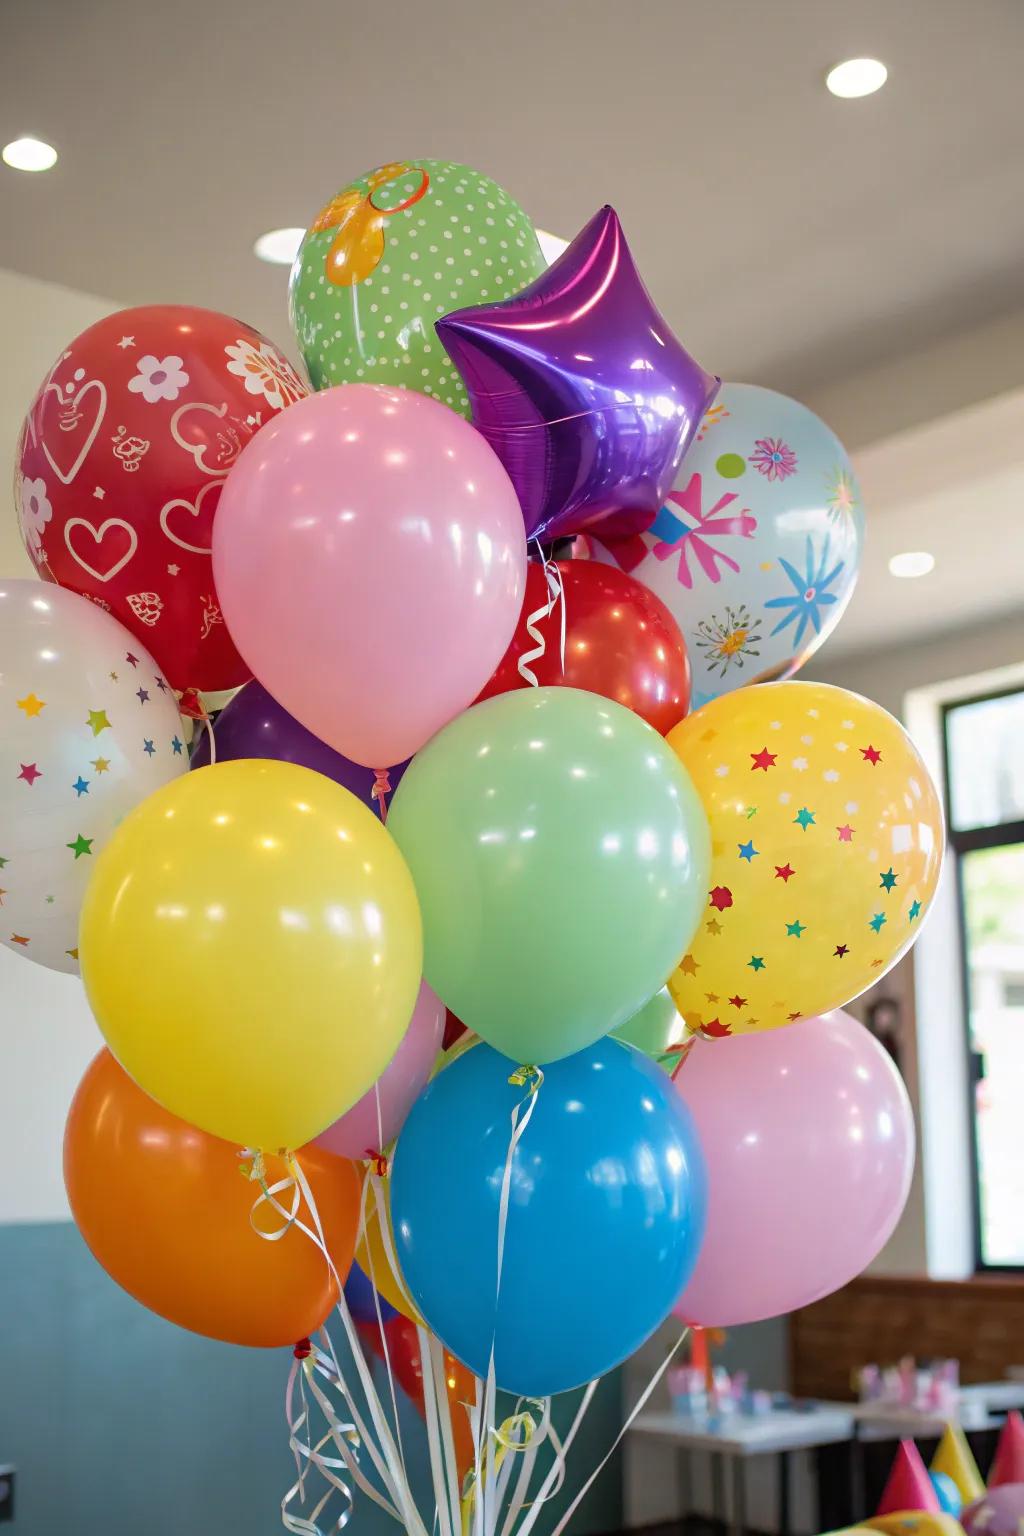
[65,1050,361,1347]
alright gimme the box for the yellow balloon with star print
[665,681,943,1038]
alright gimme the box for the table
[631,1406,856,1536]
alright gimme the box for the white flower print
[128,354,190,404]
[224,339,307,411]
[19,474,52,554]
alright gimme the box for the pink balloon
[212,385,526,768]
[315,981,445,1158]
[673,1011,914,1327]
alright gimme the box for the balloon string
[517,546,566,687]
[371,769,392,823]
[177,687,216,764]
[282,1342,360,1535]
[546,1330,690,1536]
[240,1150,423,1532]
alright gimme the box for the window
[943,686,1024,1269]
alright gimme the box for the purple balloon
[437,205,718,546]
[191,680,408,811]
[963,1487,1024,1536]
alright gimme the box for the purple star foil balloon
[437,205,719,545]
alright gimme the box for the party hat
[988,1409,1024,1488]
[876,1440,942,1516]
[930,1421,985,1503]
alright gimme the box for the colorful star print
[16,692,45,717]
[702,1017,732,1038]
[66,834,93,859]
[705,917,723,936]
[860,744,882,765]
[837,824,854,842]
[728,995,748,1009]
[86,709,111,736]
[704,992,719,1005]
[171,736,183,755]
[834,944,849,958]
[748,955,765,971]
[126,652,139,667]
[11,934,29,946]
[155,676,168,692]
[786,919,807,938]
[679,954,699,975]
[17,763,41,786]
[91,757,111,774]
[750,748,777,772]
[879,867,898,892]
[72,776,90,797]
[774,863,795,882]
[793,807,815,829]
[65,947,79,960]
[869,912,887,932]
[709,885,733,910]
[908,900,922,921]
[737,840,758,861]
[143,739,156,756]
[787,1011,802,1022]
[0,856,8,868]
[136,687,150,705]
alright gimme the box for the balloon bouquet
[4,157,945,1536]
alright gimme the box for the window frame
[939,681,1024,1273]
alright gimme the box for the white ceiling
[1,0,1023,659]
[2,0,1023,396]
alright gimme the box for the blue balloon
[931,1472,963,1518]
[344,1261,399,1326]
[391,1038,706,1397]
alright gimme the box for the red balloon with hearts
[16,305,307,694]
[475,558,692,733]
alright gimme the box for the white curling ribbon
[516,555,567,687]
[282,1348,359,1536]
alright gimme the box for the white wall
[0,268,118,1221]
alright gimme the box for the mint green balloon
[289,159,546,411]
[612,987,681,1070]
[387,688,710,1065]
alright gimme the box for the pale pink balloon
[673,1010,914,1327]
[315,981,445,1158]
[212,385,526,769]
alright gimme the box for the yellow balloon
[357,1173,423,1325]
[80,760,422,1149]
[666,682,943,1037]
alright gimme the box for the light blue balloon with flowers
[584,382,864,709]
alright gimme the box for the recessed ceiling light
[253,227,305,265]
[2,136,58,172]
[826,58,888,99]
[888,551,935,579]
[537,229,570,265]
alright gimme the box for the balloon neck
[364,1148,389,1178]
[370,768,392,824]
[293,1337,312,1360]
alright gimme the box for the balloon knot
[370,768,392,824]
[176,687,209,722]
[294,1337,312,1360]
[507,1064,539,1087]
[238,1148,266,1184]
[365,1148,389,1178]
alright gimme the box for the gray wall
[0,1222,621,1536]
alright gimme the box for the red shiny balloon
[475,560,691,733]
[16,305,307,693]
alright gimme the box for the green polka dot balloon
[289,159,546,414]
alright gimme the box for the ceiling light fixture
[826,58,888,98]
[537,229,570,265]
[2,136,58,172]
[253,227,305,265]
[888,551,935,579]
